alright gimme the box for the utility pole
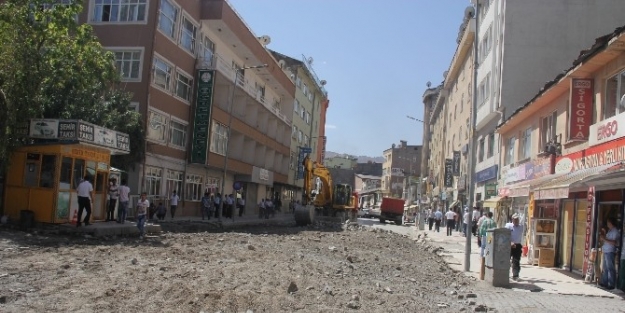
[465,0,480,272]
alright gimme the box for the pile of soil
[0,223,486,312]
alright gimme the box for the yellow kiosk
[3,119,130,224]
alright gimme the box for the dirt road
[0,223,485,312]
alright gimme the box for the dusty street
[0,222,486,313]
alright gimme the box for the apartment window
[477,73,491,106]
[541,111,557,146]
[294,99,300,114]
[166,170,183,198]
[478,138,485,162]
[520,127,532,160]
[505,136,516,165]
[175,71,193,101]
[300,109,305,120]
[460,94,464,112]
[199,35,215,63]
[113,50,141,81]
[459,126,463,143]
[487,133,495,158]
[302,83,308,96]
[145,166,162,196]
[298,130,303,143]
[158,0,178,38]
[92,0,147,22]
[292,125,298,138]
[454,104,457,120]
[147,110,168,142]
[185,174,203,202]
[289,152,296,169]
[180,16,197,53]
[169,120,186,148]
[304,135,309,146]
[604,70,625,120]
[295,77,301,87]
[305,111,310,124]
[210,122,228,155]
[308,92,313,102]
[479,26,492,63]
[153,57,173,91]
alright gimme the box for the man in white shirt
[462,208,470,237]
[445,208,457,236]
[76,175,94,227]
[106,178,119,222]
[117,179,131,224]
[427,208,435,231]
[600,217,620,289]
[169,190,180,219]
[237,196,246,217]
[136,192,149,239]
[505,214,525,280]
[433,209,443,232]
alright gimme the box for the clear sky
[229,0,470,157]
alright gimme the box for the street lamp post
[465,0,480,272]
[218,63,268,221]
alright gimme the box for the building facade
[81,0,295,215]
[270,51,328,202]
[472,0,625,204]
[382,141,421,198]
[496,26,625,283]
[420,84,441,200]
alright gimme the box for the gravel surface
[0,222,489,312]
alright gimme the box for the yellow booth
[3,119,130,224]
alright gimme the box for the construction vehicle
[294,155,357,226]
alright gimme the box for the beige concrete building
[270,51,328,201]
[382,141,421,198]
[427,16,475,208]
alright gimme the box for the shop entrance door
[92,170,108,220]
[596,202,622,288]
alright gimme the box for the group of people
[425,205,525,280]
[199,193,247,220]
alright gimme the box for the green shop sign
[485,183,498,196]
[190,70,216,164]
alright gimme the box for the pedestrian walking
[445,208,456,236]
[427,208,435,231]
[238,196,246,217]
[201,192,211,220]
[169,190,179,219]
[434,208,443,232]
[599,218,619,290]
[117,179,130,224]
[214,193,221,218]
[106,178,119,221]
[462,207,470,237]
[76,175,94,227]
[136,192,149,239]
[505,214,524,280]
[155,202,166,221]
[479,212,496,257]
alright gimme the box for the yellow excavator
[294,155,357,226]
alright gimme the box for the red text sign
[568,78,594,141]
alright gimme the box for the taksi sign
[568,78,593,141]
[589,110,625,146]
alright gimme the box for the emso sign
[588,110,625,146]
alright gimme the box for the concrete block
[485,267,509,287]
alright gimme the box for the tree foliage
[0,0,144,173]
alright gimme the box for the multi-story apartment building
[496,25,625,275]
[382,141,421,198]
[270,51,327,201]
[436,16,475,208]
[80,0,295,215]
[471,0,625,204]
[421,84,441,201]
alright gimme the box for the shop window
[145,166,162,196]
[166,169,183,198]
[185,174,203,201]
[603,70,625,120]
[210,121,228,155]
[59,157,72,190]
[24,154,40,187]
[73,159,85,189]
[206,177,220,194]
[38,155,56,188]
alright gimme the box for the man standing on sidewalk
[479,212,496,257]
[445,207,456,236]
[462,207,470,237]
[169,190,180,219]
[599,217,619,290]
[427,208,435,231]
[506,214,524,280]
[76,175,94,227]
[434,208,443,232]
[117,179,130,224]
[106,178,119,222]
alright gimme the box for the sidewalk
[415,226,624,298]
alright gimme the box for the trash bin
[20,210,35,230]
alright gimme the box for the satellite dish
[307,57,314,65]
[464,6,475,18]
[426,81,432,88]
[258,35,271,46]
[278,59,286,69]
[443,71,449,78]
[320,80,327,86]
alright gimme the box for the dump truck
[379,197,405,225]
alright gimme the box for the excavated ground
[0,222,488,312]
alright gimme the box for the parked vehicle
[379,197,404,225]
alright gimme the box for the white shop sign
[589,111,625,146]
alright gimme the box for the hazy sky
[229,0,469,156]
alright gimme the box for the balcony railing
[197,53,291,126]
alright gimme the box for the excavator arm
[302,155,333,208]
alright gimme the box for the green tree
[0,0,144,174]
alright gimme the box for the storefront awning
[483,196,504,208]
[577,163,625,190]
[498,173,567,198]
[534,162,622,200]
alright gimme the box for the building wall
[421,85,441,196]
[473,0,625,202]
[324,156,357,169]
